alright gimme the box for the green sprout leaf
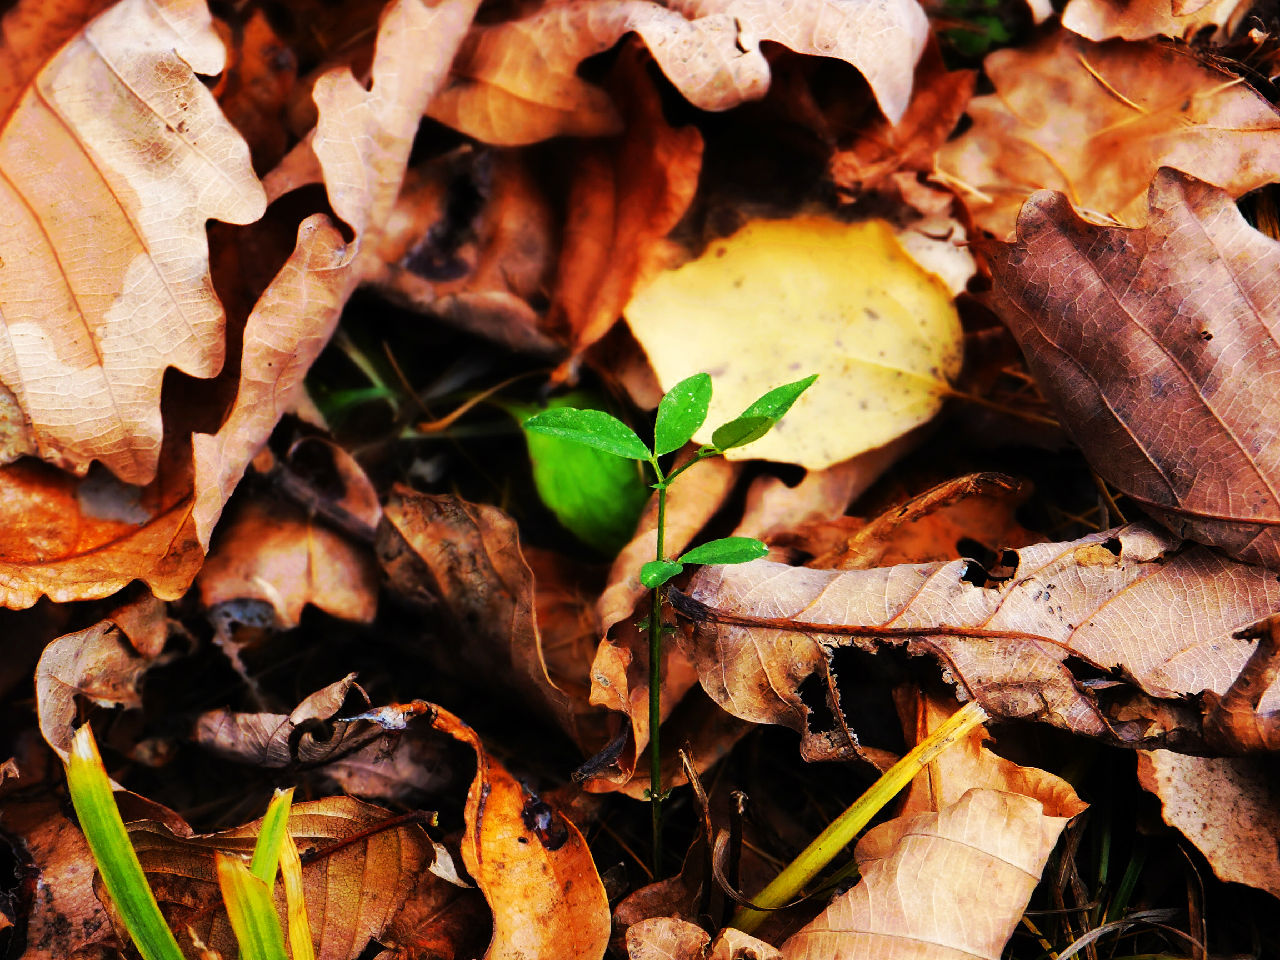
[249,787,294,889]
[654,373,712,457]
[711,415,773,452]
[678,536,768,566]
[640,559,684,588]
[65,726,185,960]
[523,407,651,460]
[217,854,290,960]
[511,396,649,555]
[740,373,819,422]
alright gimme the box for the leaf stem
[730,700,989,933]
[649,459,668,876]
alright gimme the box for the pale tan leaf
[627,917,711,960]
[678,523,1280,755]
[0,0,265,484]
[1137,750,1280,899]
[936,29,1280,237]
[1062,0,1251,40]
[427,0,929,145]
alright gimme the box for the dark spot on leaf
[520,793,568,850]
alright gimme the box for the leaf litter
[3,0,1280,958]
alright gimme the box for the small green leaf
[679,537,769,566]
[640,559,684,588]
[65,726,185,960]
[711,415,773,451]
[740,374,818,422]
[654,373,712,457]
[217,854,290,960]
[249,788,294,889]
[524,407,651,460]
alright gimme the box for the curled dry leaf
[35,592,170,761]
[1137,750,1280,899]
[1062,0,1251,40]
[625,217,963,470]
[677,522,1280,757]
[626,917,711,960]
[198,496,378,629]
[428,705,611,960]
[986,169,1280,567]
[0,0,265,484]
[121,796,433,960]
[428,0,928,145]
[936,29,1280,237]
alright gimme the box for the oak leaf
[677,523,1280,756]
[936,29,1280,237]
[427,0,929,145]
[625,217,963,470]
[986,169,1280,567]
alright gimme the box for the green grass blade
[217,854,290,960]
[65,725,185,960]
[249,787,294,889]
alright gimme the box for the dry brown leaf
[0,0,265,484]
[377,865,490,960]
[1136,750,1280,899]
[677,522,1280,756]
[198,496,378,628]
[709,928,782,960]
[1062,0,1251,40]
[428,0,929,145]
[547,43,703,356]
[626,917,711,960]
[0,798,114,960]
[35,593,171,761]
[121,795,433,960]
[936,29,1280,237]
[215,8,297,172]
[986,169,1280,567]
[0,0,113,110]
[429,705,611,960]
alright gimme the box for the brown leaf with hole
[0,0,265,484]
[428,0,929,145]
[546,43,703,357]
[118,795,433,960]
[429,705,611,960]
[1137,750,1280,899]
[677,522,1280,756]
[986,169,1280,567]
[198,496,378,628]
[1062,0,1251,40]
[935,29,1280,237]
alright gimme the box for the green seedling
[525,372,816,872]
[66,727,306,960]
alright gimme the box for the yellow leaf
[624,217,963,471]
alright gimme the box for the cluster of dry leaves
[5,0,1280,956]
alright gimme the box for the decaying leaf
[1137,750,1280,900]
[986,169,1280,567]
[120,795,433,960]
[625,217,963,470]
[429,705,611,960]
[428,0,929,145]
[936,29,1280,237]
[1062,0,1251,40]
[0,0,265,484]
[677,522,1280,757]
[626,917,710,960]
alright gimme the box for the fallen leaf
[35,593,171,761]
[0,0,265,484]
[676,522,1280,756]
[377,865,490,960]
[780,787,1078,959]
[119,795,433,960]
[627,917,711,960]
[428,0,929,145]
[1062,0,1251,40]
[198,496,379,629]
[215,8,297,172]
[428,704,611,960]
[986,169,1280,567]
[1136,750,1280,899]
[625,216,963,470]
[546,43,703,357]
[936,29,1280,237]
